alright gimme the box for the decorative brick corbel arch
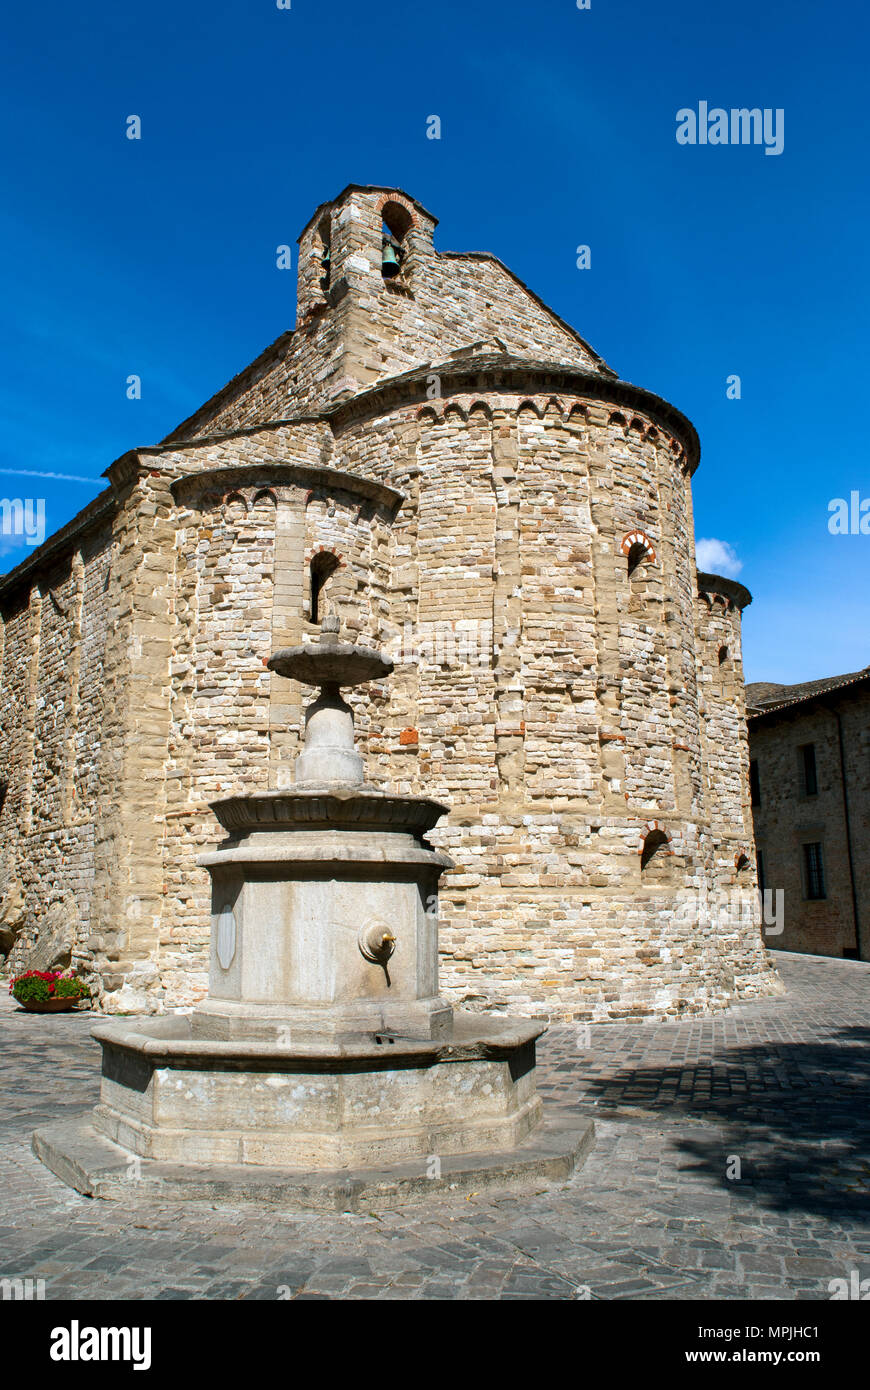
[251,488,278,508]
[701,590,734,613]
[223,491,248,512]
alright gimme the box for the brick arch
[701,590,733,613]
[640,823,672,870]
[223,491,248,512]
[639,820,671,851]
[517,399,545,418]
[376,193,418,232]
[252,488,277,508]
[621,529,657,565]
[304,543,345,568]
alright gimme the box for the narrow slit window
[800,743,818,797]
[627,542,647,578]
[309,552,340,625]
[803,842,826,900]
[641,829,669,871]
[749,759,761,807]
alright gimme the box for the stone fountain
[34,617,592,1209]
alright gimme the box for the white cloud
[695,537,743,577]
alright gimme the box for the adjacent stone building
[0,184,780,1019]
[747,667,869,960]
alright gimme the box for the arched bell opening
[318,216,331,294]
[381,200,412,281]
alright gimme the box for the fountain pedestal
[33,618,593,1206]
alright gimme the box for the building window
[641,828,669,871]
[626,542,647,578]
[718,645,729,666]
[0,780,7,817]
[800,742,818,797]
[757,848,765,894]
[309,552,340,625]
[620,530,656,578]
[749,759,761,807]
[802,842,826,900]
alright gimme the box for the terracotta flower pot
[16,996,85,1013]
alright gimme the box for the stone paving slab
[1,951,869,1301]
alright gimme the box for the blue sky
[1,0,867,683]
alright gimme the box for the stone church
[0,184,780,1019]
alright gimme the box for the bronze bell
[382,242,401,277]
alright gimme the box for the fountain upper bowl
[268,639,393,688]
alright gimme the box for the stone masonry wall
[1,521,113,983]
[749,691,869,959]
[322,391,779,1020]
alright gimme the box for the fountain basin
[85,1010,545,1169]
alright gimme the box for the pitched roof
[746,666,870,719]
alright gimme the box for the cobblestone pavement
[2,952,869,1301]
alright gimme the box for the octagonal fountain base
[32,1012,593,1210]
